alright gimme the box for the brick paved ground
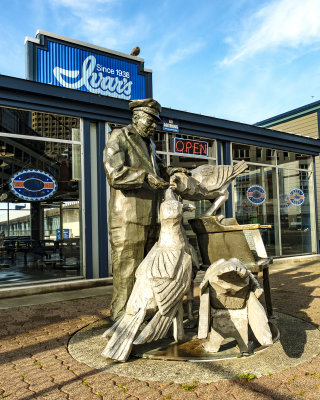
[1,261,320,399]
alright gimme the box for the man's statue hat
[129,98,161,121]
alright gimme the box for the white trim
[234,160,311,172]
[90,122,100,279]
[0,132,81,145]
[24,36,40,45]
[80,119,86,278]
[33,30,145,63]
[160,150,216,161]
[105,122,112,274]
[275,166,282,256]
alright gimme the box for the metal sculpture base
[131,319,279,362]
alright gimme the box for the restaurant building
[0,31,319,289]
[256,102,320,244]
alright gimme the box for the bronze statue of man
[103,98,169,321]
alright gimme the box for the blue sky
[1,0,320,123]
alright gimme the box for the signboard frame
[25,30,153,100]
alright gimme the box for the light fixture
[0,161,8,167]
[0,146,14,158]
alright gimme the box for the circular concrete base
[130,321,279,361]
[68,312,320,383]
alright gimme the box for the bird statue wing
[192,162,247,193]
[150,249,192,315]
[133,250,192,345]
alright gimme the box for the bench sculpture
[198,258,273,354]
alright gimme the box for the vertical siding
[271,112,318,138]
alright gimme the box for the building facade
[0,31,319,288]
[256,103,320,240]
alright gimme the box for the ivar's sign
[53,55,133,99]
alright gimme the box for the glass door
[234,164,279,256]
[278,168,315,255]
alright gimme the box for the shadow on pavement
[267,262,320,358]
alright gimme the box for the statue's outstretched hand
[146,173,170,190]
[166,167,190,176]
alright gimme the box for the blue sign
[15,204,26,210]
[10,170,57,201]
[247,185,266,205]
[56,229,70,240]
[163,118,179,132]
[289,188,305,206]
[173,137,208,157]
[36,40,146,100]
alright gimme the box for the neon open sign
[173,137,208,157]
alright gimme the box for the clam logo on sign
[289,188,305,206]
[247,185,266,205]
[10,170,57,201]
[36,41,146,100]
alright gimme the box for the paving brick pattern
[1,262,320,399]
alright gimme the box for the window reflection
[0,106,82,286]
[0,107,79,140]
[232,143,316,256]
[233,143,276,165]
[279,169,315,255]
[277,150,312,169]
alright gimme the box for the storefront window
[278,169,315,255]
[232,143,316,257]
[233,143,276,165]
[1,108,79,140]
[153,131,167,152]
[234,164,278,256]
[277,150,312,169]
[0,106,82,286]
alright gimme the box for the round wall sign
[247,185,266,205]
[10,170,57,201]
[289,188,304,206]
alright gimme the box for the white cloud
[153,40,205,71]
[222,0,320,65]
[50,0,114,10]
[47,0,205,69]
[48,0,149,51]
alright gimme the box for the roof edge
[31,30,145,63]
[255,100,320,127]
